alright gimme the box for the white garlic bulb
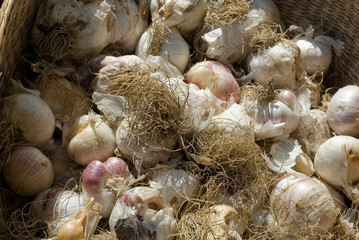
[151,0,208,34]
[149,168,200,210]
[36,76,90,125]
[109,0,149,52]
[249,0,280,24]
[31,188,86,237]
[327,85,359,137]
[136,26,190,73]
[65,113,116,166]
[247,39,303,90]
[31,0,114,60]
[293,109,332,157]
[109,187,177,240]
[3,147,54,197]
[314,135,359,203]
[268,172,340,236]
[0,93,55,147]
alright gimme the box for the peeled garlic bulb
[293,109,331,157]
[109,0,149,52]
[136,26,190,73]
[37,76,90,125]
[185,61,240,102]
[314,135,359,203]
[109,187,177,240]
[327,85,359,137]
[151,0,208,34]
[268,172,340,236]
[0,93,55,147]
[31,188,86,236]
[247,40,303,90]
[3,147,54,197]
[149,168,199,210]
[65,113,116,166]
[31,0,114,60]
[293,34,343,74]
[207,205,243,240]
[82,157,135,217]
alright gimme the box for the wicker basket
[0,0,358,238]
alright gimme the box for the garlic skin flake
[268,172,340,236]
[247,40,304,90]
[327,85,359,137]
[136,26,190,73]
[0,93,55,147]
[151,0,208,34]
[314,135,359,203]
[109,187,177,240]
[65,113,116,166]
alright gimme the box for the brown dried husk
[240,82,275,102]
[193,0,250,61]
[146,21,170,57]
[104,67,189,146]
[249,24,288,52]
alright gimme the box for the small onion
[327,85,359,137]
[3,147,54,197]
[185,61,240,102]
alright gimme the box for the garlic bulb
[31,0,114,60]
[31,188,86,236]
[149,168,200,210]
[82,157,135,217]
[109,187,177,240]
[246,98,300,140]
[3,147,54,197]
[293,109,331,157]
[206,205,243,240]
[292,29,344,74]
[249,0,280,24]
[136,26,190,73]
[65,113,116,166]
[57,199,102,240]
[36,76,90,125]
[0,93,55,147]
[327,85,359,137]
[247,39,304,90]
[151,0,208,34]
[268,172,340,236]
[109,0,149,52]
[314,135,359,203]
[116,118,176,169]
[185,61,240,102]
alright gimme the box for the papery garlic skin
[82,157,135,218]
[247,40,303,90]
[31,0,114,60]
[250,0,280,24]
[3,147,54,197]
[109,0,149,52]
[37,76,90,125]
[207,205,243,240]
[31,188,86,236]
[268,172,340,236]
[185,61,240,102]
[0,93,55,147]
[109,187,177,240]
[136,26,190,73]
[327,85,359,137]
[66,113,116,166]
[151,0,208,34]
[314,136,359,203]
[149,169,199,210]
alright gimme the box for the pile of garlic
[2,0,357,239]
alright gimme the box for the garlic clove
[0,93,55,147]
[3,147,54,197]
